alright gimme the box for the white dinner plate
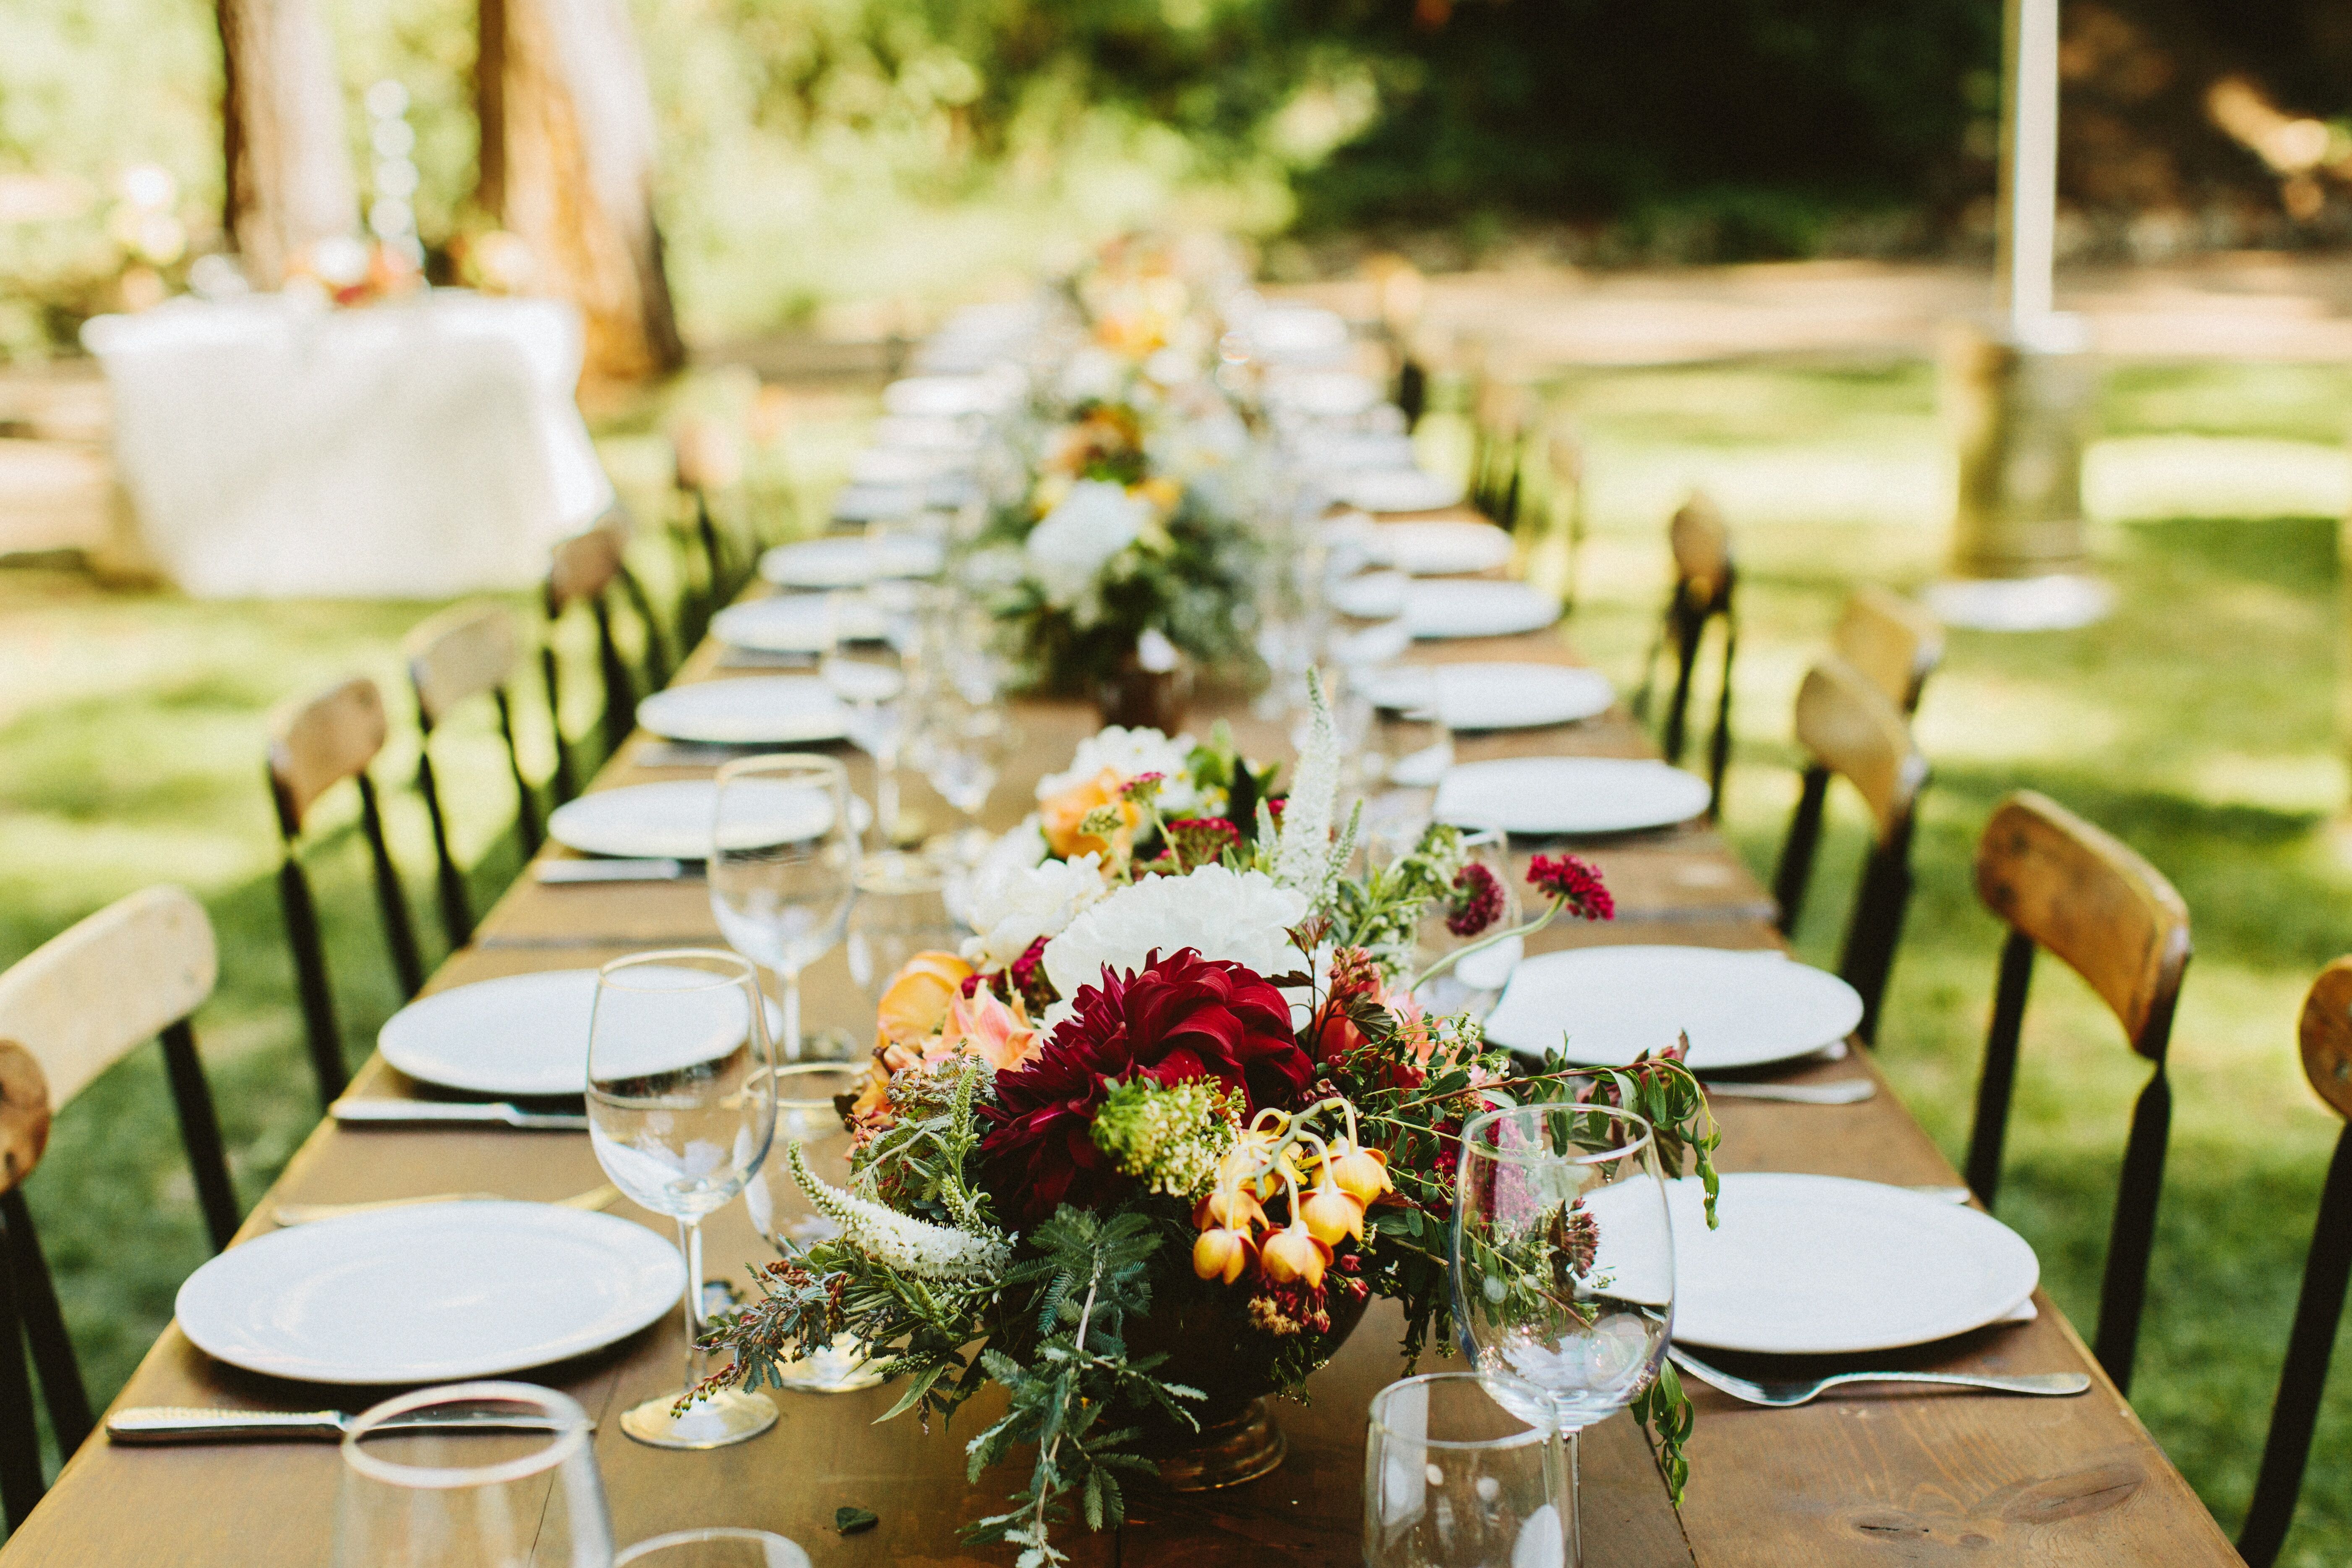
[710,594,885,653]
[177,1202,685,1384]
[1405,580,1560,639]
[1371,521,1515,577]
[1665,1174,2040,1354]
[380,968,787,1097]
[759,535,943,589]
[636,677,849,745]
[1436,756,1709,835]
[1330,571,1411,620]
[1342,470,1466,515]
[882,374,1020,418]
[1361,663,1614,730]
[1482,945,1864,1070]
[548,780,869,862]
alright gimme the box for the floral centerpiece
[702,679,1720,1560]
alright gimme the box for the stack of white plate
[636,677,850,745]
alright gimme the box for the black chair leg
[160,1021,241,1252]
[415,746,473,951]
[2093,1067,2172,1396]
[2238,1122,2352,1568]
[1966,933,2036,1207]
[2,1189,89,1461]
[275,856,348,1106]
[495,691,543,854]
[0,1221,44,1531]
[1772,767,1831,937]
[357,776,426,997]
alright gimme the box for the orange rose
[875,951,975,1054]
[1039,767,1140,860]
[928,989,1041,1074]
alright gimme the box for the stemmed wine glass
[333,1382,613,1568]
[845,851,961,1005]
[709,753,857,1062]
[1412,825,1522,1022]
[908,690,1015,866]
[820,608,909,846]
[587,950,780,1450]
[1451,1102,1675,1568]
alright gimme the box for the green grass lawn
[6,359,2352,1560]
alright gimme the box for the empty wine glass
[709,753,857,1062]
[616,1529,810,1568]
[332,1382,612,1568]
[1363,1373,1566,1568]
[742,1061,889,1395]
[821,623,909,846]
[1412,826,1522,1022]
[846,851,961,1004]
[1452,1102,1674,1568]
[909,692,1015,865]
[587,950,780,1450]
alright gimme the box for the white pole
[1997,0,2060,330]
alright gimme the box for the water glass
[1363,1373,1566,1568]
[332,1382,612,1568]
[1451,1103,1675,1568]
[709,753,857,1061]
[616,1529,810,1568]
[846,851,961,1005]
[587,950,780,1450]
[1412,826,1522,1022]
[742,1061,888,1394]
[909,693,1015,863]
[820,633,909,845]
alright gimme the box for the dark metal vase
[1094,651,1194,733]
[1125,1283,1371,1490]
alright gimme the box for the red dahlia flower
[978,949,1313,1224]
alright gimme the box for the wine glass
[616,1529,810,1568]
[908,692,1015,866]
[741,1061,890,1394]
[587,950,781,1450]
[846,851,962,1004]
[709,753,857,1062]
[332,1382,612,1568]
[1451,1102,1674,1568]
[820,621,909,846]
[1412,825,1522,1022]
[1363,1372,1566,1568]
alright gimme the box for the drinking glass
[1363,1373,1566,1568]
[332,1382,612,1568]
[587,950,781,1450]
[845,851,961,1005]
[1451,1103,1674,1568]
[820,629,909,846]
[616,1529,810,1567]
[908,693,1015,864]
[1412,826,1522,1022]
[710,753,857,1062]
[742,1061,889,1394]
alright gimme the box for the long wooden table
[0,560,2242,1565]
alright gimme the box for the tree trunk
[477,0,684,383]
[216,0,356,287]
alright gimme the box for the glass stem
[876,755,901,848]
[779,966,803,1062]
[678,1218,705,1399]
[1542,1427,1582,1568]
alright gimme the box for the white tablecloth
[82,292,613,598]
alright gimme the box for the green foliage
[1325,821,1465,976]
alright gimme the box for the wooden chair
[1631,492,1737,814]
[1966,791,2191,1394]
[1769,659,1928,1044]
[2238,958,2352,1567]
[544,522,670,801]
[674,419,751,647]
[266,677,426,1105]
[404,603,541,950]
[2229,964,2352,1561]
[0,887,241,1523]
[1832,586,1945,715]
[1467,376,1532,532]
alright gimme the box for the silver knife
[1702,1078,1876,1105]
[331,1100,587,1132]
[107,1407,568,1445]
[535,858,689,884]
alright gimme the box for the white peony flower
[959,850,1112,968]
[1024,479,1143,607]
[1042,864,1309,999]
[1036,724,1203,814]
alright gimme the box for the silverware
[1666,1346,2089,1408]
[107,1406,566,1445]
[330,1100,587,1132]
[535,858,690,884]
[1702,1078,1875,1105]
[1907,1184,1976,1205]
[272,1182,623,1226]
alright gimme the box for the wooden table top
[0,587,2240,1566]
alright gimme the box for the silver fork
[1666,1346,2089,1408]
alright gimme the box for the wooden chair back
[0,1039,62,1529]
[1632,490,1738,813]
[1833,586,1944,715]
[544,522,669,801]
[2239,959,2352,1566]
[265,677,424,1105]
[1965,790,2191,1393]
[403,605,540,947]
[1770,660,1928,1042]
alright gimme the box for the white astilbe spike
[788,1143,1010,1281]
[1274,668,1342,898]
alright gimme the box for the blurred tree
[478,0,683,381]
[215,0,355,284]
